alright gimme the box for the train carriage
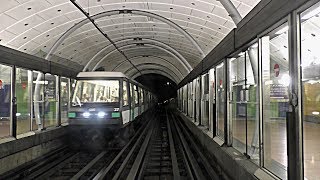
[68,72,154,128]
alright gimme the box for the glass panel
[202,74,209,127]
[130,83,134,120]
[188,82,193,117]
[246,45,260,162]
[134,85,138,104]
[32,71,44,130]
[300,4,320,179]
[229,44,259,162]
[195,78,201,121]
[70,79,77,101]
[72,80,120,104]
[44,74,58,128]
[216,62,225,139]
[123,81,128,106]
[261,23,289,179]
[61,77,69,124]
[0,64,12,138]
[184,85,188,113]
[229,53,246,154]
[209,68,215,133]
[140,88,143,103]
[16,68,32,134]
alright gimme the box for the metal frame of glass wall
[177,1,320,178]
[0,64,74,140]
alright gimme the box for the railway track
[93,107,222,180]
[2,107,223,180]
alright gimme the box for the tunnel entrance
[135,73,177,102]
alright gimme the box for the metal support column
[11,66,17,138]
[57,76,61,126]
[225,59,232,146]
[287,11,303,180]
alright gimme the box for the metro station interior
[0,0,319,179]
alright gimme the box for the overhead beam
[111,55,184,77]
[92,43,191,72]
[218,0,242,25]
[124,63,182,80]
[84,38,192,72]
[45,9,205,62]
[131,68,178,83]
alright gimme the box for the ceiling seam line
[70,0,142,74]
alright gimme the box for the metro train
[68,72,155,128]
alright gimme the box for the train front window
[72,80,119,104]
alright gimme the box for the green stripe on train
[112,112,120,118]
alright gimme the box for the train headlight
[312,111,319,115]
[97,111,106,118]
[83,112,91,118]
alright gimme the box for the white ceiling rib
[0,0,260,82]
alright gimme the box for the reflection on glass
[72,80,119,104]
[134,85,138,104]
[33,71,44,130]
[202,74,209,127]
[183,85,187,113]
[188,82,193,117]
[61,77,69,124]
[0,64,12,138]
[44,74,58,128]
[140,89,143,103]
[216,62,225,139]
[229,44,259,162]
[261,23,289,179]
[130,83,134,120]
[196,77,201,122]
[133,85,138,118]
[209,68,215,133]
[301,4,320,179]
[16,68,32,134]
[123,81,128,106]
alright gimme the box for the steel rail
[93,112,154,180]
[70,151,107,180]
[111,120,154,180]
[124,120,155,180]
[172,114,206,180]
[175,113,220,179]
[168,110,194,180]
[166,109,181,180]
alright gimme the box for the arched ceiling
[0,0,260,82]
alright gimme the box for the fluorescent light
[83,112,91,118]
[301,5,320,20]
[312,111,320,115]
[239,52,245,56]
[16,113,21,117]
[275,26,289,35]
[33,80,48,84]
[97,112,105,118]
[251,43,258,48]
[279,74,291,86]
[216,63,224,69]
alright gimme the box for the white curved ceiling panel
[0,0,261,81]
